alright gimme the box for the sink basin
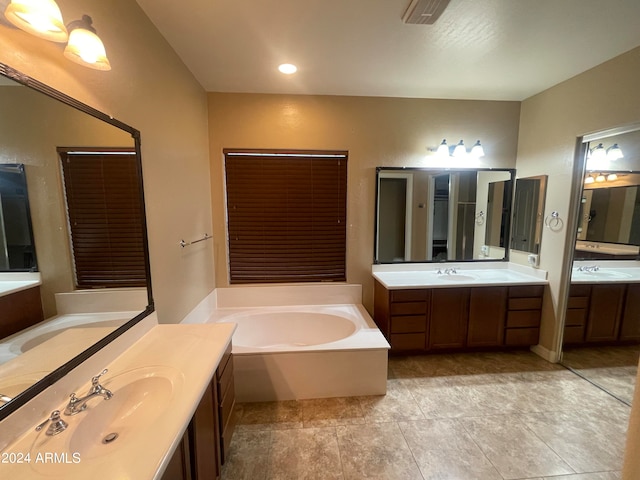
[0,371,49,399]
[28,365,184,474]
[437,274,477,281]
[574,269,633,279]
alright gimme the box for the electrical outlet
[527,254,539,267]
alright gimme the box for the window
[59,148,146,289]
[224,150,347,284]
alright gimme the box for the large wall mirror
[561,125,640,406]
[0,63,153,420]
[511,175,548,255]
[374,167,515,263]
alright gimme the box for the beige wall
[0,0,214,323]
[208,93,521,311]
[516,47,640,357]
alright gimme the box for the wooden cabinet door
[585,284,625,342]
[191,381,221,480]
[620,284,640,341]
[429,288,470,349]
[161,432,192,480]
[467,287,506,347]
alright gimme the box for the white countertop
[571,260,640,284]
[372,262,547,289]
[0,273,41,298]
[1,323,236,479]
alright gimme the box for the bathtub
[199,285,390,402]
[0,311,140,363]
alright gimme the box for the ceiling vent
[402,0,451,25]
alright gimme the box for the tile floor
[562,345,640,405]
[221,351,629,480]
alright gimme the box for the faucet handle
[91,369,108,386]
[35,410,68,436]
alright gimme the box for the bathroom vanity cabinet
[374,281,543,353]
[565,282,640,345]
[0,286,43,339]
[162,344,236,480]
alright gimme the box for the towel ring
[544,211,563,231]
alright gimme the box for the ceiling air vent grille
[402,0,451,25]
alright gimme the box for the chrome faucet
[436,267,458,275]
[64,369,113,416]
[577,265,599,272]
[0,394,12,405]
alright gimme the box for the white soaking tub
[199,285,390,402]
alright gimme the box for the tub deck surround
[0,272,41,298]
[372,262,548,289]
[203,284,390,402]
[1,323,236,480]
[0,311,141,364]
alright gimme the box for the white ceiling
[136,0,640,101]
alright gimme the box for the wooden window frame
[224,149,348,284]
[59,147,147,289]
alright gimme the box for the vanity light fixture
[432,139,485,159]
[63,15,111,71]
[584,175,595,184]
[595,173,606,183]
[607,173,618,182]
[4,0,68,42]
[588,142,624,161]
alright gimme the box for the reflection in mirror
[0,65,152,420]
[511,175,547,254]
[562,125,640,405]
[375,168,514,263]
[0,164,37,270]
[575,172,640,260]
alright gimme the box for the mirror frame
[0,62,154,420]
[373,166,515,264]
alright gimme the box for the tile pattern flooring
[562,345,640,405]
[221,351,629,480]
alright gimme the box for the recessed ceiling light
[278,63,297,74]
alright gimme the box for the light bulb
[278,63,297,74]
[470,140,485,158]
[436,139,449,158]
[63,16,110,71]
[452,140,466,158]
[606,144,623,160]
[4,0,68,42]
[590,143,606,162]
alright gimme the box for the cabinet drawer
[504,327,540,346]
[219,378,235,428]
[569,284,591,297]
[216,342,232,380]
[390,315,426,333]
[567,296,589,309]
[508,285,544,298]
[391,289,428,302]
[390,333,425,351]
[390,302,427,316]
[508,297,542,310]
[506,310,541,328]
[218,357,234,400]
